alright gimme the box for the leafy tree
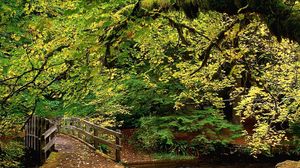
[98,1,300,154]
[0,0,299,156]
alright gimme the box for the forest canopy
[0,0,299,159]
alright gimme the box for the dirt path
[42,134,123,168]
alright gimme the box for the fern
[134,107,242,154]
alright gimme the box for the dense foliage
[0,140,24,168]
[0,1,299,165]
[134,108,242,155]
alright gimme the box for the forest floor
[121,129,153,163]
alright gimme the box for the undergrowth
[133,108,242,156]
[0,140,24,168]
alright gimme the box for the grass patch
[152,153,195,160]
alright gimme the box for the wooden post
[62,118,66,134]
[82,123,86,141]
[115,129,121,162]
[51,122,56,152]
[77,120,82,140]
[72,119,77,137]
[56,118,61,133]
[45,121,50,158]
[66,119,71,135]
[70,119,74,136]
[94,126,99,149]
[86,123,90,143]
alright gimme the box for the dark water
[126,162,277,168]
[176,163,276,168]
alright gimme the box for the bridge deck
[41,134,123,168]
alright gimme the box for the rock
[276,160,300,168]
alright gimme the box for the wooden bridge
[24,116,215,168]
[24,116,122,167]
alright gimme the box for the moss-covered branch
[142,0,300,43]
[177,0,300,42]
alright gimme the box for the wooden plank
[42,137,56,152]
[42,125,57,140]
[28,117,30,148]
[25,120,28,148]
[27,120,30,147]
[25,122,28,148]
[62,125,121,150]
[37,116,41,151]
[33,116,36,150]
[29,116,32,148]
[36,116,40,151]
[40,118,46,164]
[35,116,38,150]
[39,117,42,152]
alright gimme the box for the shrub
[0,141,24,168]
[134,108,242,155]
[290,121,300,155]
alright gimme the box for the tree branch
[0,44,69,106]
[191,19,239,75]
[176,0,300,43]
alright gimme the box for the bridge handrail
[24,115,57,165]
[64,125,122,149]
[60,117,122,162]
[42,125,57,140]
[64,117,122,137]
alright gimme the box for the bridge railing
[60,117,122,162]
[24,115,58,165]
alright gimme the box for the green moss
[41,152,60,168]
